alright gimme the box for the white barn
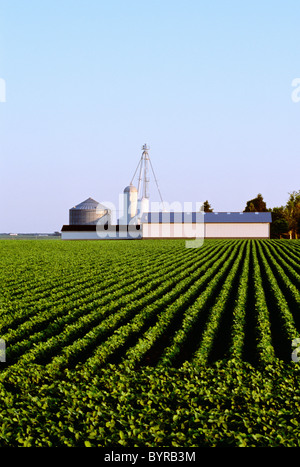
[61,212,271,240]
[141,212,271,239]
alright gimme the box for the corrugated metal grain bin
[69,198,111,226]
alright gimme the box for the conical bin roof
[71,198,108,211]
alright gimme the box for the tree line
[202,191,300,239]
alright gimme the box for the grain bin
[69,198,111,226]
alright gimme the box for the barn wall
[142,223,205,239]
[142,222,270,239]
[62,222,270,240]
[205,223,270,238]
[61,231,101,240]
[61,230,142,240]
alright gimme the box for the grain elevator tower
[130,144,164,219]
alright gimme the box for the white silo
[123,184,138,224]
[138,197,149,218]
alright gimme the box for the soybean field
[0,238,300,447]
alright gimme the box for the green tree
[269,192,300,239]
[284,191,300,239]
[270,218,290,239]
[269,206,288,238]
[270,206,286,222]
[244,194,268,212]
[203,200,213,212]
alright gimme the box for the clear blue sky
[0,0,299,232]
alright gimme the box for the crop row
[44,240,237,373]
[257,241,299,341]
[6,241,233,368]
[2,239,300,375]
[3,241,193,342]
[0,242,187,330]
[82,241,242,371]
[4,238,223,338]
[190,241,246,365]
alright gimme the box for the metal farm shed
[141,212,272,239]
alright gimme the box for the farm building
[61,210,272,240]
[141,211,272,239]
[61,144,272,240]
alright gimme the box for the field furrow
[1,239,300,375]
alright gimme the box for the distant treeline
[0,232,61,238]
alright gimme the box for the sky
[0,0,300,232]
